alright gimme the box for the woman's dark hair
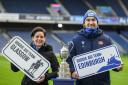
[31,26,46,37]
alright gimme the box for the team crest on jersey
[98,40,104,45]
[81,41,85,47]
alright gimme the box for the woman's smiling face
[32,31,45,48]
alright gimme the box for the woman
[11,26,59,85]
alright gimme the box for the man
[67,10,122,85]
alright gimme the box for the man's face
[83,17,98,29]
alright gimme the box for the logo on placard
[81,41,85,47]
[23,59,44,78]
[97,55,121,72]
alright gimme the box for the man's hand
[72,71,80,79]
[117,64,123,71]
[113,64,123,72]
[36,75,45,83]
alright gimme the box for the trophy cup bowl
[60,46,69,60]
[58,45,71,79]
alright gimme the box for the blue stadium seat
[122,0,128,10]
[53,31,76,44]
[0,34,7,51]
[8,31,61,53]
[46,32,61,53]
[121,31,128,39]
[1,0,55,14]
[9,31,31,44]
[86,0,108,8]
[105,31,128,53]
[59,0,89,15]
[105,0,127,17]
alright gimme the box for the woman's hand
[36,75,45,83]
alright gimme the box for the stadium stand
[86,0,108,8]
[121,31,128,39]
[86,0,127,17]
[0,34,7,51]
[8,30,61,53]
[53,31,76,44]
[0,0,128,54]
[122,0,128,10]
[105,31,128,53]
[86,0,116,16]
[59,0,89,15]
[105,0,127,17]
[8,31,31,44]
[1,0,55,14]
[45,32,61,53]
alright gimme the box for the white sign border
[1,36,51,81]
[72,45,122,79]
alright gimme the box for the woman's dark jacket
[67,29,113,85]
[11,43,59,85]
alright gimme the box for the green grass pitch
[0,54,128,85]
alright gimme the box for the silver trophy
[58,45,71,79]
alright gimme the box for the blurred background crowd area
[0,0,128,54]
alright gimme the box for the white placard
[1,36,50,81]
[72,45,123,79]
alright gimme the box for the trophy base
[52,78,76,85]
[57,77,71,79]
